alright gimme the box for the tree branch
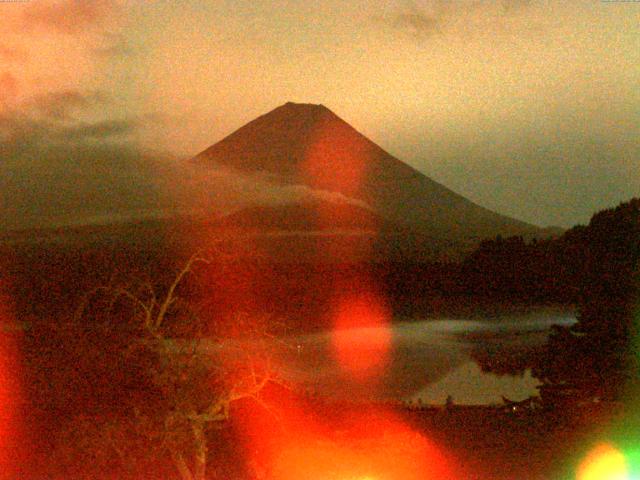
[155,251,210,331]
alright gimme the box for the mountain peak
[275,101,336,117]
[281,101,328,110]
[265,101,338,123]
[264,101,338,124]
[193,103,540,242]
[193,101,349,176]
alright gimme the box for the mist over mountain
[216,200,381,233]
[194,102,542,242]
[2,102,557,263]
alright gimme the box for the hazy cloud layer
[0,0,125,116]
[0,90,371,230]
[20,0,120,34]
[0,94,159,230]
[30,91,103,120]
[174,165,373,216]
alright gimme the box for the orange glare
[221,104,453,480]
[0,284,22,478]
[235,391,457,480]
[578,443,629,480]
[302,115,372,198]
[331,292,391,380]
[272,413,454,480]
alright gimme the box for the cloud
[58,119,135,141]
[93,32,133,57]
[0,96,372,231]
[0,73,19,105]
[0,44,26,63]
[0,86,160,230]
[163,164,374,219]
[0,103,164,230]
[501,0,532,13]
[0,0,127,120]
[384,0,535,39]
[21,0,120,35]
[0,89,120,145]
[393,11,440,37]
[30,90,106,120]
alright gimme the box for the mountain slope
[209,199,459,262]
[216,200,381,233]
[194,102,539,241]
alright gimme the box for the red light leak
[236,392,458,480]
[0,284,22,479]
[223,108,458,479]
[330,290,392,381]
[302,115,372,199]
[302,117,392,382]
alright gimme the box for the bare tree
[73,251,284,480]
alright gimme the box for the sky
[1,0,638,229]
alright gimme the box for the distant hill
[194,102,543,243]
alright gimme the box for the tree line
[470,198,640,401]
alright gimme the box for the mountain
[3,102,550,263]
[216,200,381,233]
[210,199,457,262]
[194,102,541,243]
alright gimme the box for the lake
[273,309,577,405]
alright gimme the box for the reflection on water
[410,361,541,405]
[276,311,576,405]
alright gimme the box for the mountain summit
[195,102,343,177]
[194,102,539,242]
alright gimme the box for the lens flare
[217,104,455,480]
[235,391,457,480]
[330,292,391,380]
[302,113,372,199]
[0,283,22,478]
[577,443,630,480]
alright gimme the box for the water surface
[276,310,576,405]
